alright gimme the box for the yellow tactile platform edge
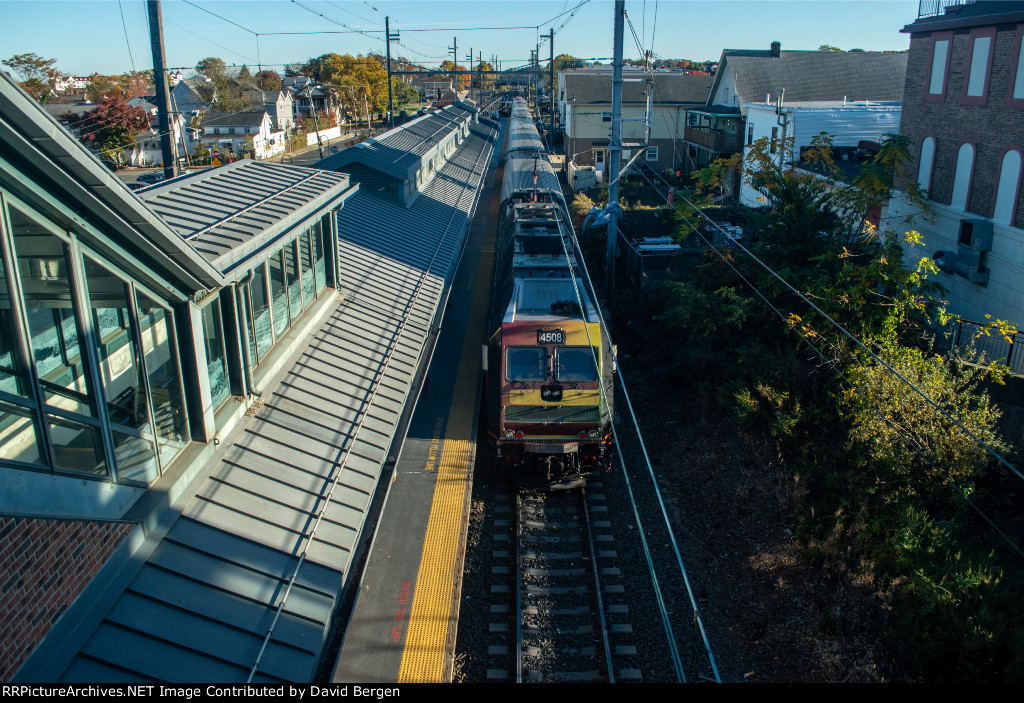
[396,438,471,682]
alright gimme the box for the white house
[124,114,198,167]
[200,111,284,160]
[739,100,903,206]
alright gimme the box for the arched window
[950,141,975,211]
[918,136,936,195]
[993,148,1023,225]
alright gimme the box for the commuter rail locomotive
[487,98,614,490]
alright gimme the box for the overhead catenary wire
[551,182,722,684]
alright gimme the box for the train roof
[501,153,563,206]
[504,277,599,324]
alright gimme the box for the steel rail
[579,487,615,682]
[515,491,524,684]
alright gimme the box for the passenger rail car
[487,98,613,490]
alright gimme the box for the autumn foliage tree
[61,94,149,165]
[653,130,1023,680]
[3,53,58,101]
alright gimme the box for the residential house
[555,64,645,125]
[684,42,907,194]
[200,111,284,160]
[122,99,198,166]
[170,77,215,115]
[560,71,714,175]
[419,79,454,101]
[39,103,94,138]
[263,89,295,134]
[50,75,91,94]
[889,0,1024,330]
[291,84,340,124]
[738,99,903,207]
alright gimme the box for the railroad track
[486,482,641,682]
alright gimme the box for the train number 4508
[537,329,565,344]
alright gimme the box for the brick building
[889,0,1024,328]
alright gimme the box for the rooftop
[562,72,714,105]
[141,160,355,276]
[712,48,908,108]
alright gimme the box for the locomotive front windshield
[506,346,547,382]
[555,346,599,383]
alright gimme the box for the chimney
[770,41,781,57]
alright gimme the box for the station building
[0,71,495,682]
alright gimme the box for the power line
[165,20,258,63]
[628,165,1024,560]
[182,0,257,35]
[118,0,136,72]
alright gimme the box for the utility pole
[532,47,540,111]
[466,49,474,102]
[606,0,625,296]
[542,29,554,149]
[147,0,178,180]
[385,17,400,129]
[308,86,324,159]
[448,38,458,97]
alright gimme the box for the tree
[301,53,347,83]
[324,54,389,126]
[255,69,282,92]
[392,78,419,109]
[86,74,121,103]
[237,64,252,81]
[3,53,58,101]
[214,78,263,113]
[122,70,154,100]
[61,94,149,165]
[474,61,494,91]
[439,60,469,91]
[195,57,227,82]
[818,44,844,52]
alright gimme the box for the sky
[0,0,922,77]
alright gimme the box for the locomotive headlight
[588,429,599,438]
[504,429,514,439]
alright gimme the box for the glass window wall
[300,226,315,308]
[202,298,230,411]
[83,257,159,483]
[137,293,189,472]
[270,249,289,338]
[313,221,327,295]
[9,207,108,477]
[0,191,192,485]
[286,238,303,317]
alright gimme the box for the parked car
[136,172,165,185]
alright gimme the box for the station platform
[331,131,503,683]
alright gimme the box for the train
[486,97,614,491]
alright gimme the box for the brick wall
[0,516,135,681]
[901,26,1024,228]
